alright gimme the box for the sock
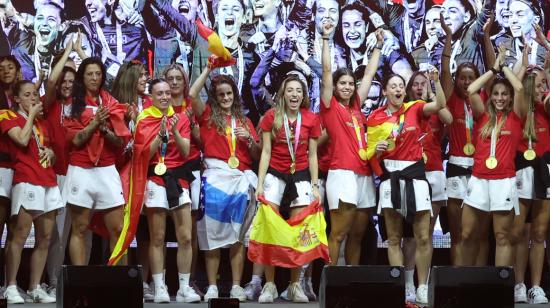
[179,273,190,290]
[152,273,164,288]
[404,269,415,287]
[251,274,262,285]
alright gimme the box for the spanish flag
[248,197,329,268]
[0,109,16,122]
[108,105,175,265]
[195,19,236,68]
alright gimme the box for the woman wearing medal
[255,76,321,303]
[511,64,550,304]
[368,64,446,304]
[1,80,62,304]
[320,24,380,266]
[458,47,526,267]
[189,60,260,302]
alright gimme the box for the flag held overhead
[196,19,236,68]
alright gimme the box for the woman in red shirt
[459,49,525,267]
[255,76,321,303]
[189,62,260,302]
[112,60,152,122]
[320,24,382,266]
[1,81,62,304]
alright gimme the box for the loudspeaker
[57,265,143,308]
[319,266,404,308]
[429,266,514,308]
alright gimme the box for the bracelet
[374,44,383,50]
[312,183,320,188]
[322,37,330,41]
[489,67,498,75]
[442,54,451,58]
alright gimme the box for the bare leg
[205,249,220,286]
[493,210,515,266]
[68,205,91,265]
[530,200,550,286]
[413,211,432,286]
[102,206,124,258]
[328,201,356,265]
[344,208,370,265]
[475,212,491,266]
[511,199,530,284]
[29,211,56,289]
[230,243,244,285]
[446,198,463,265]
[457,204,483,266]
[146,208,166,276]
[171,204,193,274]
[383,208,404,266]
[5,208,33,286]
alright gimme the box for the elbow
[466,85,478,97]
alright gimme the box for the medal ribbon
[489,117,504,160]
[18,111,43,149]
[225,116,237,158]
[464,101,473,146]
[349,109,365,152]
[158,142,167,165]
[283,112,302,167]
[391,112,405,140]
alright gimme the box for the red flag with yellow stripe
[195,19,236,68]
[0,109,16,122]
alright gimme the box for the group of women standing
[0,17,549,307]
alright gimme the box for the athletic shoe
[204,285,219,302]
[244,282,262,301]
[258,282,278,303]
[190,280,204,298]
[47,286,57,299]
[288,282,309,303]
[4,285,24,304]
[230,285,247,302]
[405,284,416,302]
[415,284,428,305]
[143,282,154,302]
[301,279,317,301]
[515,283,528,303]
[154,284,170,303]
[176,285,201,303]
[528,286,549,304]
[27,285,56,303]
[280,286,289,300]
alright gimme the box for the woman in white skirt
[1,81,63,304]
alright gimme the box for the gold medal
[228,156,240,169]
[358,148,368,161]
[387,139,396,152]
[463,143,475,156]
[523,149,536,161]
[154,162,167,175]
[290,162,296,174]
[422,152,428,164]
[485,156,498,169]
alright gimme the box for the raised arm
[482,14,496,91]
[502,65,525,118]
[440,13,454,100]
[357,29,383,103]
[45,42,73,108]
[6,103,41,147]
[320,23,335,107]
[513,41,530,81]
[468,50,506,117]
[423,67,446,116]
[188,65,211,117]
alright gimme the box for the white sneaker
[528,286,549,304]
[244,282,262,301]
[280,286,289,301]
[405,284,416,302]
[204,285,219,302]
[301,279,317,301]
[415,284,428,305]
[154,284,170,303]
[258,282,278,303]
[230,285,247,302]
[27,285,56,303]
[143,282,154,302]
[4,285,24,304]
[288,282,309,303]
[47,286,57,299]
[515,283,528,303]
[176,285,201,303]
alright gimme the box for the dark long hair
[71,57,106,119]
[0,55,22,110]
[206,75,247,134]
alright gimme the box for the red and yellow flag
[195,19,236,68]
[248,197,329,268]
[108,105,175,265]
[0,109,16,122]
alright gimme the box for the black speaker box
[57,265,143,308]
[319,265,404,308]
[429,266,514,308]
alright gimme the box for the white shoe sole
[176,295,201,303]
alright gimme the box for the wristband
[489,67,498,75]
[375,44,383,50]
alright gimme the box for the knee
[494,231,511,247]
[461,227,476,243]
[415,233,431,249]
[177,232,192,249]
[531,227,547,244]
[72,221,88,237]
[329,231,347,244]
[109,222,123,238]
[36,233,53,250]
[387,236,401,249]
[149,231,165,248]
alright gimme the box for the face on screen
[63,32,93,58]
[402,0,423,15]
[315,0,339,35]
[253,0,281,18]
[216,0,244,37]
[342,9,366,50]
[508,0,538,38]
[171,0,199,21]
[34,5,61,48]
[424,7,442,39]
[441,0,471,35]
[495,0,510,28]
[85,0,107,23]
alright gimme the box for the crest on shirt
[383,189,391,199]
[71,185,79,195]
[516,180,523,190]
[27,190,35,201]
[451,180,459,191]
[147,189,155,200]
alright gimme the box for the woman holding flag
[366,65,446,304]
[253,76,321,303]
[189,60,260,302]
[319,24,381,266]
[1,80,62,303]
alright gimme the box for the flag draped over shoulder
[0,109,16,122]
[108,105,174,265]
[195,19,236,68]
[248,197,329,268]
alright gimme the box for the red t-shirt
[149,111,191,188]
[518,103,550,156]
[0,126,12,169]
[472,111,522,179]
[423,114,444,171]
[320,96,370,175]
[317,118,332,174]
[368,101,427,162]
[0,113,57,186]
[173,98,201,163]
[447,91,475,158]
[45,99,72,175]
[259,108,321,174]
[198,105,258,171]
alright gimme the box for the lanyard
[489,116,506,159]
[96,21,126,63]
[391,112,405,140]
[464,101,473,144]
[349,108,365,151]
[225,116,237,157]
[158,141,167,164]
[18,111,43,149]
[283,112,302,165]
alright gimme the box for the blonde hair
[522,73,537,141]
[479,79,513,139]
[162,63,190,97]
[272,76,310,138]
[111,61,146,105]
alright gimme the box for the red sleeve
[259,109,275,132]
[0,117,20,135]
[310,114,321,138]
[198,105,211,126]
